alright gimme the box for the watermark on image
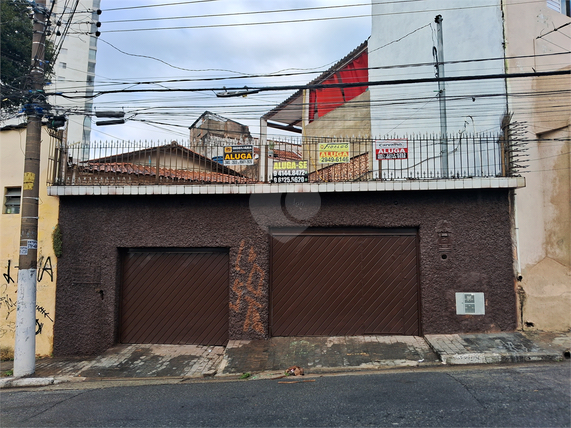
[249,192,321,242]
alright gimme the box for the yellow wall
[504,0,571,331]
[0,126,59,356]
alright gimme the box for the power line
[89,0,550,33]
[47,69,571,99]
[102,2,374,24]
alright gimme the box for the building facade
[1,125,60,357]
[503,0,571,331]
[48,0,101,160]
[42,0,570,357]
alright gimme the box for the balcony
[47,133,526,196]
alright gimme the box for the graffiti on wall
[37,256,54,283]
[0,257,55,338]
[230,240,265,335]
[3,259,15,284]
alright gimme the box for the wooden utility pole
[14,0,47,377]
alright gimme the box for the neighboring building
[0,125,60,357]
[262,41,369,139]
[369,0,507,137]
[262,41,370,175]
[367,0,570,331]
[190,111,252,144]
[189,111,302,179]
[503,0,571,331]
[48,0,101,160]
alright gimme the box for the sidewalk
[1,331,569,388]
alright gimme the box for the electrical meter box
[455,292,485,315]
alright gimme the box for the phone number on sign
[274,170,307,177]
[272,176,308,183]
[377,153,407,159]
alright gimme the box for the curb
[0,377,66,389]
[438,351,564,365]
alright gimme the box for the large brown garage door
[120,248,229,346]
[271,229,420,337]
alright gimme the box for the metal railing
[47,132,526,186]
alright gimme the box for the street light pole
[14,0,47,377]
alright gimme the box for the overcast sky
[87,0,372,142]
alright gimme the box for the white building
[369,0,507,137]
[369,0,570,331]
[49,0,101,159]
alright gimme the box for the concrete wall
[302,91,372,174]
[303,91,371,138]
[54,190,516,356]
[0,127,59,357]
[369,0,507,137]
[504,0,571,331]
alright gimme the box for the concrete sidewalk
[1,331,569,388]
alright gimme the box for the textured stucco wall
[54,189,516,356]
[0,127,59,357]
[303,91,371,138]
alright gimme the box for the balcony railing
[47,132,526,187]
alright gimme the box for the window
[59,62,66,69]
[4,187,21,214]
[89,49,97,61]
[547,0,571,16]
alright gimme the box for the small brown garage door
[271,229,420,337]
[120,248,229,346]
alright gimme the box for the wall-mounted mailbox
[456,292,485,315]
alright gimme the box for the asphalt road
[2,362,570,427]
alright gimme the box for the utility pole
[434,15,448,178]
[14,0,47,377]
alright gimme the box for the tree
[1,0,54,113]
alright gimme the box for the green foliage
[1,0,54,112]
[52,224,62,258]
[240,372,251,379]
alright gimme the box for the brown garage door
[271,229,420,337]
[120,248,229,346]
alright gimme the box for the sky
[83,0,372,142]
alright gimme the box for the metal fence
[47,132,526,186]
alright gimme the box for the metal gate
[270,229,420,337]
[120,248,229,346]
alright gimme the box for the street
[2,362,570,427]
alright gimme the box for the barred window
[3,187,21,214]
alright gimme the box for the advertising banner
[318,143,350,164]
[271,160,308,183]
[223,145,254,166]
[375,139,408,160]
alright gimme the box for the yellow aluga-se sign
[318,143,350,163]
